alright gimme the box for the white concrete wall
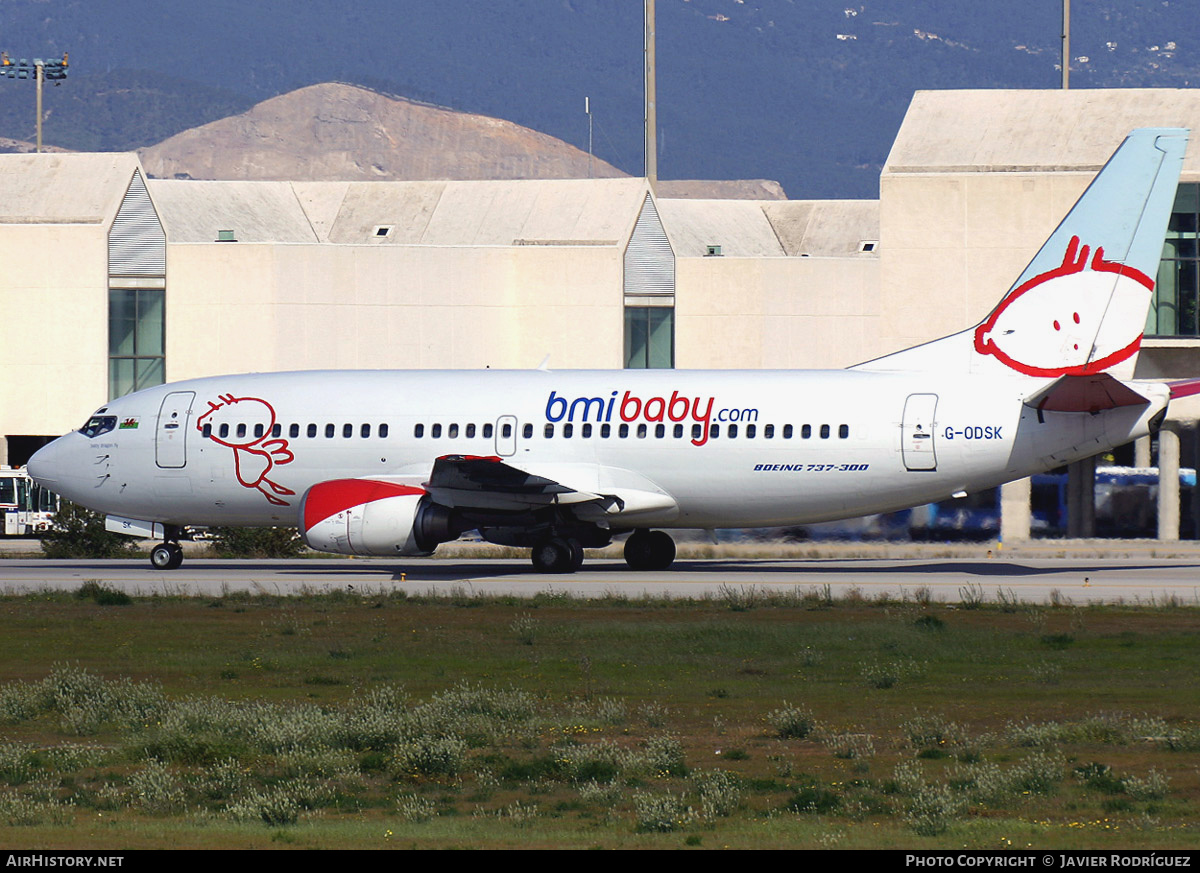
[675,255,880,369]
[165,242,626,378]
[0,224,109,434]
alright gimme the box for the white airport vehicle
[27,129,1200,572]
[0,466,58,536]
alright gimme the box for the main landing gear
[527,529,677,574]
[623,529,675,571]
[530,536,585,574]
[150,525,184,570]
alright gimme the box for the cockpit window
[79,415,117,438]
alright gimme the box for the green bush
[40,502,139,559]
[206,527,304,558]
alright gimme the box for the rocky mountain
[138,83,626,183]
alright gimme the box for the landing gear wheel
[623,530,676,571]
[150,542,183,571]
[530,537,579,574]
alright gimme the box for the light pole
[1,52,69,153]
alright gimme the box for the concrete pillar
[1192,426,1200,540]
[1134,435,1152,469]
[1000,477,1032,543]
[1157,422,1181,542]
[1066,456,1096,538]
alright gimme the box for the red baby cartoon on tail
[196,394,296,505]
[973,235,1154,378]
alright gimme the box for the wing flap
[421,454,677,520]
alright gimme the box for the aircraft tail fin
[856,128,1188,379]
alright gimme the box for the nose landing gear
[149,525,184,570]
[150,541,183,570]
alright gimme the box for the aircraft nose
[27,437,65,486]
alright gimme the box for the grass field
[0,583,1197,849]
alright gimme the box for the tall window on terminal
[1149,183,1200,337]
[624,307,674,368]
[108,289,165,398]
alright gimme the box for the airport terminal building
[8,88,1200,540]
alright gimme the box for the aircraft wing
[1023,373,1150,413]
[423,454,678,520]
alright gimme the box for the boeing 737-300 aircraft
[27,129,1200,573]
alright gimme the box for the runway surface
[0,554,1197,605]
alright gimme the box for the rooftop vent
[216,229,237,243]
[705,244,723,257]
[858,240,877,254]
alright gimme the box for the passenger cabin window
[746,424,756,439]
[325,424,335,438]
[361,424,371,438]
[307,424,317,438]
[783,424,793,439]
[448,424,459,439]
[820,424,830,439]
[237,424,247,439]
[563,423,574,438]
[466,424,476,438]
[765,424,775,439]
[271,424,281,438]
[839,424,850,439]
[484,423,494,438]
[501,423,511,438]
[343,424,352,438]
[379,424,389,438]
[201,423,212,438]
[219,424,230,439]
[254,424,265,439]
[801,425,811,439]
[289,424,299,438]
[431,424,442,438]
[544,424,554,438]
[414,424,424,438]
[523,423,533,439]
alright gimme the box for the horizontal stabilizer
[1023,373,1149,414]
[1167,378,1200,400]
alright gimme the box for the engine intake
[300,479,459,556]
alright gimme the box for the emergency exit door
[902,393,938,472]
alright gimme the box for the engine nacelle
[300,479,456,557]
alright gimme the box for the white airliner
[28,129,1200,573]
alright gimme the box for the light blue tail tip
[1013,128,1189,291]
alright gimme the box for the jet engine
[300,479,460,556]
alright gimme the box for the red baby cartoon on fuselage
[196,394,296,506]
[973,235,1154,377]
